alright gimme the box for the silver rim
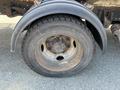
[35,34,84,72]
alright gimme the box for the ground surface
[0,15,120,90]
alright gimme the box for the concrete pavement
[0,16,120,90]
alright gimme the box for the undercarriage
[0,0,34,16]
[0,0,120,16]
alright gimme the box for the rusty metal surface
[0,0,35,16]
[88,0,120,7]
[0,0,11,16]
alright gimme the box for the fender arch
[11,0,107,52]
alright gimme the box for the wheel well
[86,21,103,49]
[25,14,103,50]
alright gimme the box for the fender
[11,0,107,52]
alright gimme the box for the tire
[22,14,95,77]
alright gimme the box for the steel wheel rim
[34,33,84,72]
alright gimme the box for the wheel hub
[35,33,84,72]
[46,35,71,54]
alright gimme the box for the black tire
[22,14,95,77]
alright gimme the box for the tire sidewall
[22,21,94,77]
